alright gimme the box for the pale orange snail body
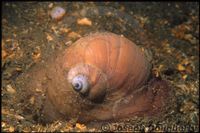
[23,32,171,123]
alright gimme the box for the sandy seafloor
[2,2,199,132]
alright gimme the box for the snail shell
[23,32,171,123]
[50,6,66,21]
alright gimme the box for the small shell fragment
[145,127,150,132]
[183,75,187,80]
[5,39,12,42]
[33,53,41,60]
[16,68,22,71]
[6,84,16,94]
[75,123,86,129]
[9,126,14,132]
[68,32,81,39]
[15,114,24,120]
[2,40,5,48]
[51,26,58,30]
[65,40,72,45]
[13,34,17,37]
[48,3,53,8]
[50,6,66,21]
[36,88,41,92]
[2,50,8,59]
[6,54,15,60]
[60,28,70,33]
[2,122,6,127]
[29,96,35,105]
[47,35,53,41]
[178,63,185,71]
[77,18,92,26]
[184,34,193,40]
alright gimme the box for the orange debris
[16,68,22,71]
[120,6,125,11]
[9,126,14,132]
[77,18,92,26]
[178,64,185,71]
[2,50,8,59]
[6,54,15,60]
[68,32,81,39]
[185,66,192,73]
[46,35,53,41]
[36,88,41,92]
[2,40,5,48]
[183,75,187,80]
[33,53,41,60]
[5,39,12,42]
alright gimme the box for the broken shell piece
[178,63,185,71]
[6,54,15,60]
[68,32,81,39]
[2,40,5,49]
[60,28,70,33]
[47,35,53,41]
[6,84,16,94]
[32,53,41,60]
[16,68,22,71]
[2,50,8,59]
[15,114,24,120]
[5,39,12,42]
[77,18,92,26]
[50,6,66,21]
[36,88,41,92]
[29,96,35,105]
[48,3,53,8]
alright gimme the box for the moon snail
[22,32,172,124]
